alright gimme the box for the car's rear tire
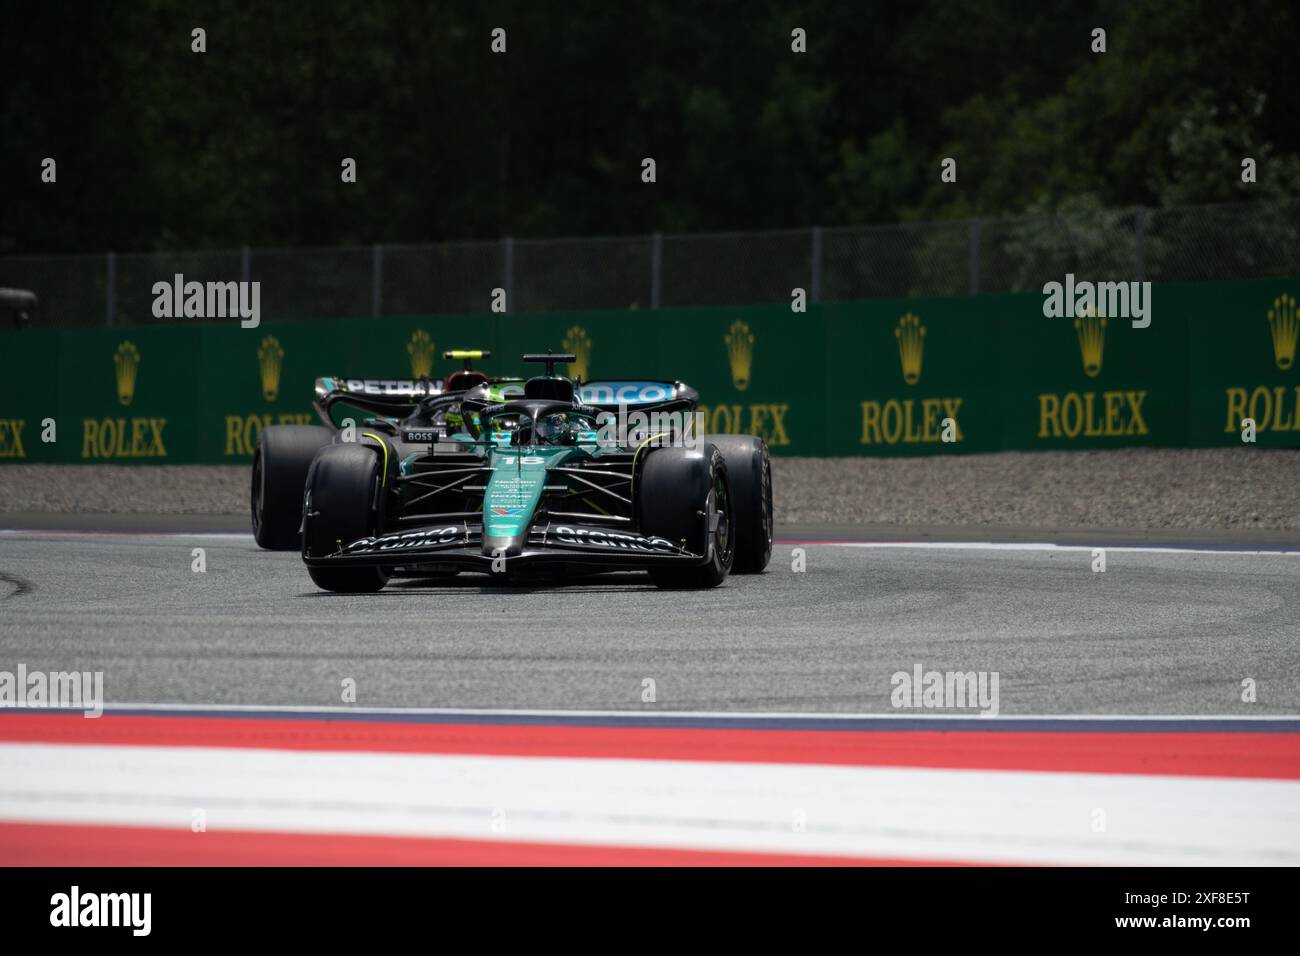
[252,425,334,551]
[639,443,734,589]
[703,435,772,573]
[302,444,389,593]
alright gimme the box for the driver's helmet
[533,412,574,446]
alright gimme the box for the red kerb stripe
[0,713,1295,779]
[0,821,986,867]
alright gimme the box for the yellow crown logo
[894,313,926,385]
[563,325,592,381]
[725,320,755,391]
[113,341,140,406]
[257,335,285,401]
[1267,294,1297,371]
[1074,306,1107,378]
[407,330,435,378]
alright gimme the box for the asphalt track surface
[1,515,1297,716]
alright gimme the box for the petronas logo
[563,325,592,381]
[725,320,754,391]
[408,329,435,378]
[258,335,285,401]
[113,341,140,406]
[1074,307,1107,378]
[1267,294,1297,371]
[895,313,925,385]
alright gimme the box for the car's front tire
[639,443,735,589]
[301,444,389,593]
[251,424,334,550]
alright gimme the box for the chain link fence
[2,199,1298,329]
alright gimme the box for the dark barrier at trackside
[1,277,1298,462]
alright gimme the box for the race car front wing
[303,520,704,571]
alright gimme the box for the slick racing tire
[251,424,334,551]
[703,434,773,573]
[301,444,390,593]
[640,443,735,589]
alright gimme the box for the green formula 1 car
[298,352,773,591]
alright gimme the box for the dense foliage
[2,0,1297,254]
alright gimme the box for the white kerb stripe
[1,743,1297,865]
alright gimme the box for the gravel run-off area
[1,448,1296,531]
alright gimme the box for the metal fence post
[502,236,513,313]
[105,252,115,327]
[241,245,251,285]
[650,232,662,310]
[371,244,383,319]
[1134,207,1146,283]
[969,219,981,295]
[810,226,823,303]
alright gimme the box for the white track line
[4,528,1295,555]
[66,702,1300,723]
[807,541,1300,556]
[2,742,1296,865]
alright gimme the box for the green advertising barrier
[1,276,1298,463]
[0,329,59,463]
[997,289,1190,450]
[58,326,204,463]
[1179,280,1300,448]
[824,297,1002,455]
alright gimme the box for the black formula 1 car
[251,349,517,549]
[295,353,774,591]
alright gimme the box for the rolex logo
[113,341,140,406]
[1267,294,1297,371]
[895,313,925,385]
[562,325,592,381]
[1074,307,1107,378]
[725,320,755,391]
[257,335,285,401]
[408,330,435,378]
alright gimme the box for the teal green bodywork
[483,425,615,535]
[400,428,615,538]
[483,447,572,536]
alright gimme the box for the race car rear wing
[313,376,443,427]
[577,379,699,412]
